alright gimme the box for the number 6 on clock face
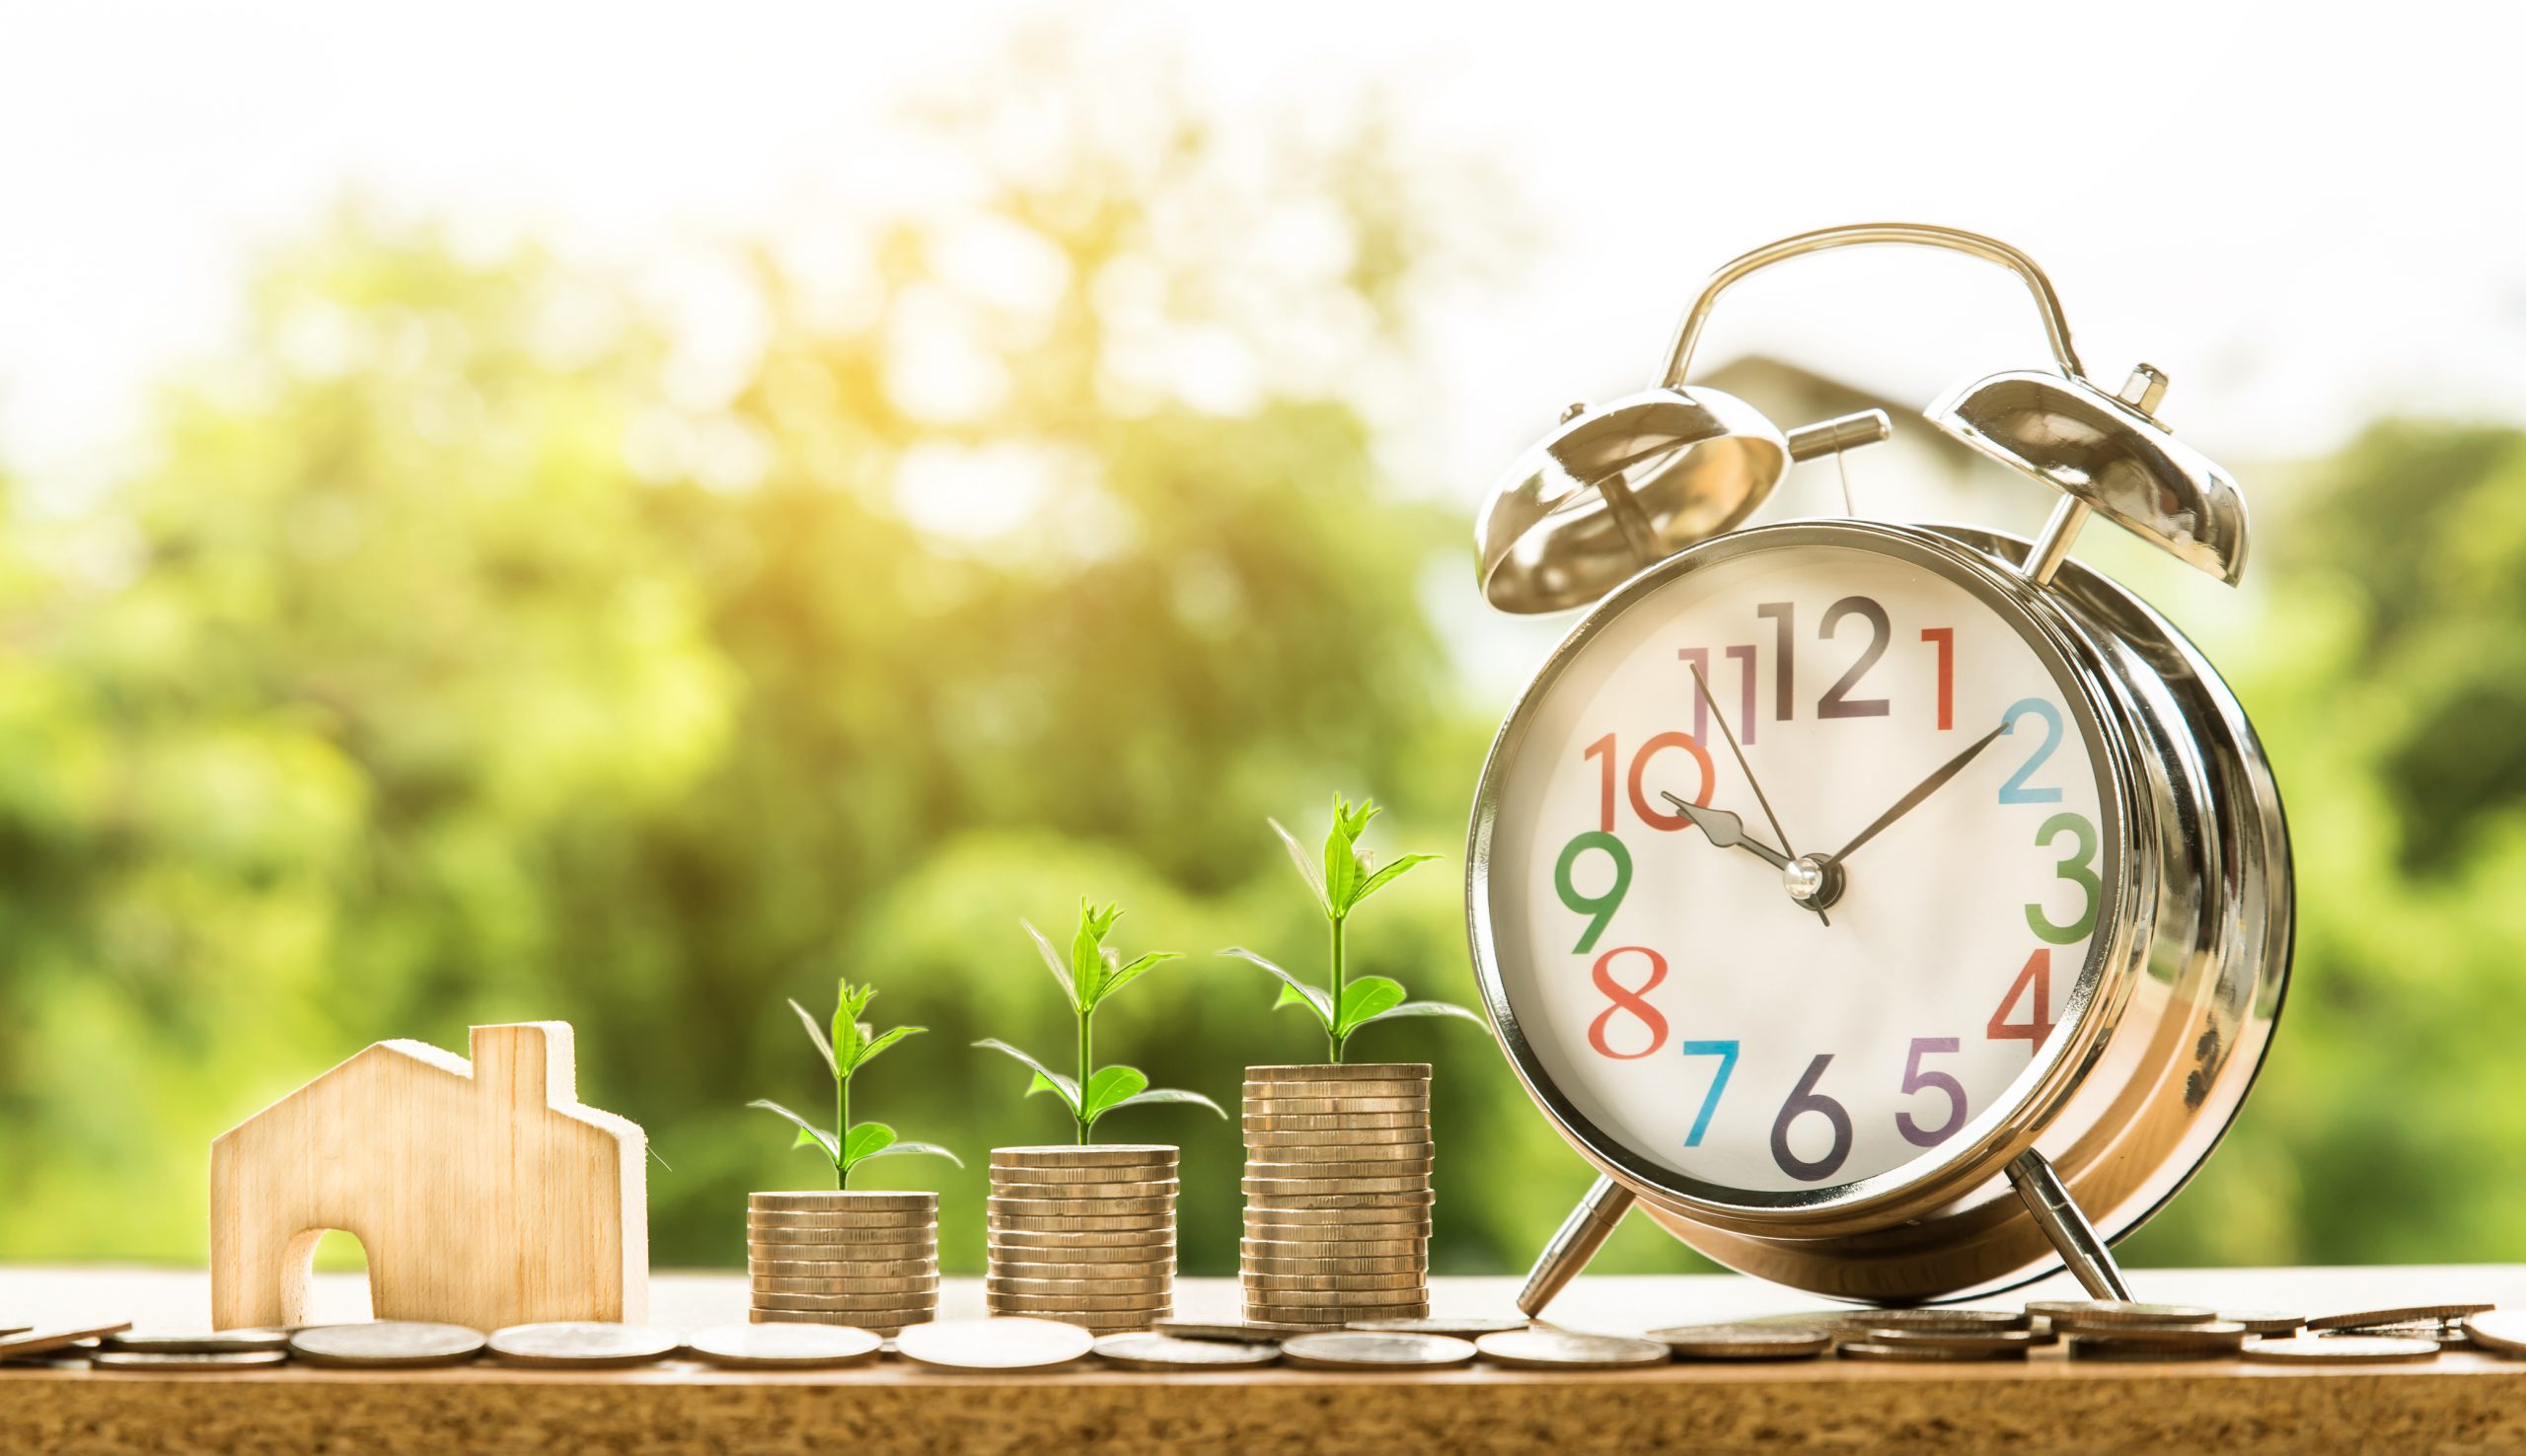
[1479,533,2117,1200]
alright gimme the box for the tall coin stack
[1239,1062,1433,1327]
[746,1191,939,1335]
[986,1144,1179,1334]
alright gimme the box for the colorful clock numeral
[1996,697,2066,804]
[1921,626,1954,730]
[1769,1054,1853,1182]
[1586,945,1669,1059]
[1894,1036,1969,1146]
[1755,602,1795,720]
[2026,811,2101,944]
[1553,831,1632,953]
[1987,947,2056,1051]
[1817,596,1892,718]
[1678,1039,1738,1147]
[1585,732,1715,835]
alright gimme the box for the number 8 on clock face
[1480,527,2119,1199]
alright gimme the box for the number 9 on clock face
[1475,531,2120,1201]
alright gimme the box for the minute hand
[1825,721,2010,866]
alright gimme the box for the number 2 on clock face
[1495,543,2111,1194]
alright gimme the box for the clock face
[1479,532,2120,1201]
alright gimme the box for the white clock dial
[1486,539,2116,1197]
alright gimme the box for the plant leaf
[1020,918,1078,1009]
[840,1121,898,1168]
[1357,998,1490,1028]
[1353,852,1440,908]
[1268,817,1330,914]
[1221,947,1333,1029]
[859,1138,964,1168]
[1080,1064,1151,1120]
[749,1099,839,1165]
[1105,1086,1228,1119]
[1321,795,1371,912]
[787,998,838,1078]
[1072,900,1123,1007]
[832,980,873,1068]
[1096,950,1180,1006]
[975,1038,1080,1113]
[847,1024,924,1074]
[1333,976,1408,1036]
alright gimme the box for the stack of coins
[747,1191,939,1335]
[986,1145,1178,1335]
[1238,1063,1432,1328]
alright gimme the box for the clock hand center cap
[1783,853,1846,910]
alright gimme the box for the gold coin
[1242,1112,1427,1132]
[988,1193,1176,1217]
[1855,1327,2042,1351]
[1278,1331,1474,1370]
[1244,1080,1431,1102]
[2464,1310,2526,1355]
[1155,1319,1315,1341]
[748,1208,936,1229]
[2023,1300,2215,1328]
[1240,1239,1426,1261]
[989,1227,1178,1250]
[99,1329,291,1354]
[1840,1339,2026,1363]
[989,1291,1172,1314]
[2058,1320,2248,1349]
[989,1144,1180,1169]
[752,1274,940,1295]
[753,1290,945,1314]
[2306,1303,2493,1332]
[750,1307,930,1329]
[747,1240,934,1263]
[1094,1333,1281,1369]
[1475,1329,1670,1370]
[1242,1188,1434,1209]
[990,1179,1179,1201]
[1244,1127,1433,1148]
[1243,1296,1430,1317]
[1349,1315,1526,1336]
[988,1242,1174,1265]
[1241,1096,1428,1117]
[1242,1271,1427,1293]
[1842,1308,2031,1333]
[1244,1159,1436,1182]
[1245,1063,1430,1083]
[1243,1255,1423,1276]
[683,1323,883,1369]
[990,1266,1175,1287]
[1240,1137,1435,1159]
[487,1322,682,1369]
[1244,1209,1432,1231]
[750,1258,939,1279]
[987,1274,1173,1296]
[91,1349,289,1371]
[1648,1323,1834,1359]
[1242,1283,1434,1305]
[748,1191,935,1211]
[987,1212,1174,1234]
[2221,1309,2309,1336]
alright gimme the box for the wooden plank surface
[7,1265,2526,1454]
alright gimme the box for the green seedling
[751,976,961,1190]
[977,899,1226,1144]
[1225,792,1485,1062]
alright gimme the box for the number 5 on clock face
[1488,540,2113,1197]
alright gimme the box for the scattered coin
[2031,1301,2218,1329]
[2464,1310,2526,1356]
[2335,1320,2472,1347]
[487,1322,683,1369]
[2219,1309,2308,1335]
[1843,1308,2032,1333]
[1155,1319,1313,1342]
[1857,1327,2042,1351]
[100,1329,291,1354]
[91,1349,291,1371]
[1473,1328,1670,1370]
[2244,1335,2441,1365]
[2306,1303,2494,1332]
[895,1317,1096,1373]
[289,1322,485,1369]
[750,1191,935,1210]
[2068,1320,2248,1349]
[1094,1333,1282,1369]
[1344,1314,1525,1337]
[1649,1323,1834,1359]
[684,1323,882,1369]
[1279,1331,1476,1370]
[0,1322,134,1361]
[1841,1339,2027,1362]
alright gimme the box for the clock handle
[2005,1149,2135,1301]
[1517,1176,1636,1317]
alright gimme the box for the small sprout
[1229,792,1485,1062]
[751,976,961,1190]
[977,899,1226,1144]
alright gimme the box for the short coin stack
[986,1144,1179,1335]
[1239,1062,1432,1328]
[747,1190,939,1335]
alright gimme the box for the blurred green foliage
[3,79,2522,1282]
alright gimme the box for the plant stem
[1076,1002,1094,1145]
[836,1065,852,1192]
[1327,912,1347,1064]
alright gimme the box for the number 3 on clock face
[1480,535,2119,1201]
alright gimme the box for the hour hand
[1661,792,1792,870]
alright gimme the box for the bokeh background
[6,1,2526,1279]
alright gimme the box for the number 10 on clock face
[1480,536,2119,1201]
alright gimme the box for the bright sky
[5,0,2523,522]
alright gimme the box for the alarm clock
[1464,224,2291,1307]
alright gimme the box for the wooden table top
[7,1264,2525,1454]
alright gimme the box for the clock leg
[2005,1149,2134,1301]
[1516,1176,1636,1317]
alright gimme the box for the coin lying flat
[2465,1310,2526,1355]
[1244,1206,1433,1228]
[1474,1328,1670,1370]
[2244,1335,2441,1365]
[684,1323,882,1369]
[2029,1301,2217,1329]
[1846,1307,2031,1333]
[1094,1333,1282,1369]
[1857,1327,2042,1351]
[1649,1323,1834,1359]
[488,1322,682,1369]
[991,1144,1180,1168]
[990,1292,1172,1315]
[750,1308,931,1329]
[1247,1061,1430,1080]
[1842,1339,2027,1362]
[750,1191,935,1210]
[2306,1303,2494,1332]
[2219,1309,2308,1336]
[2061,1320,2250,1349]
[91,1349,291,1372]
[289,1322,485,1369]
[753,1259,942,1278]
[100,1329,292,1354]
[988,1274,1172,1296]
[1249,1301,1429,1323]
[1246,1157,1438,1179]
[1246,1081,1431,1102]
[1243,1135,1435,1157]
[1243,1113,1427,1132]
[1245,1256,1423,1277]
[1155,1319,1312,1342]
[1280,1331,1476,1370]
[894,1317,1095,1373]
[747,1234,937,1256]
[992,1180,1180,1201]
[749,1209,937,1228]
[0,1322,134,1361]
[1344,1314,1526,1337]
[756,1293,946,1315]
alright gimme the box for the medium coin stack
[1239,1062,1432,1328]
[986,1144,1179,1335]
[747,1190,939,1335]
